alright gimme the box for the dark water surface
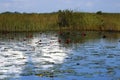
[0,31,120,80]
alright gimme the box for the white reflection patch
[0,50,27,79]
[31,34,69,69]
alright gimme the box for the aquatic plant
[0,11,120,31]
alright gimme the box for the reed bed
[0,11,120,32]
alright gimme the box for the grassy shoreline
[0,11,120,32]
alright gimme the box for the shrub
[96,11,102,15]
[58,10,73,27]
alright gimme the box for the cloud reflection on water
[0,32,69,79]
[0,50,26,79]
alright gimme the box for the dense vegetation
[0,12,58,31]
[0,10,120,31]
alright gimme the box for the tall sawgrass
[0,13,58,31]
[57,10,120,31]
[0,11,120,31]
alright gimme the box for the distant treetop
[96,11,102,15]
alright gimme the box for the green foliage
[57,10,85,30]
[58,10,73,27]
[0,11,120,31]
[96,11,102,15]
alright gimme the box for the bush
[58,10,73,27]
[96,11,102,15]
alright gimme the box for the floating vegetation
[35,71,55,78]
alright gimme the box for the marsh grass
[0,11,120,32]
[0,13,58,31]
